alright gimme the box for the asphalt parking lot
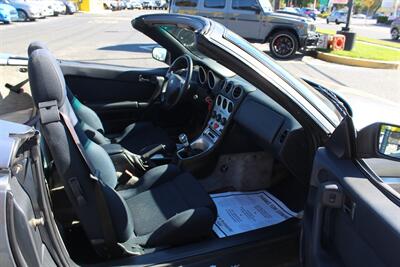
[1,10,399,103]
[315,17,396,41]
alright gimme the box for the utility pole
[343,0,353,31]
[274,0,280,11]
[337,0,356,50]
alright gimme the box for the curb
[316,51,400,70]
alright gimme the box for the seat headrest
[29,49,66,108]
[28,41,48,56]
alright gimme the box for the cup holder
[177,136,213,159]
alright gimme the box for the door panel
[303,147,400,267]
[60,61,168,133]
[196,0,229,26]
[226,1,261,40]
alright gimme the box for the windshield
[257,0,273,12]
[158,22,342,127]
[160,25,205,57]
[223,29,343,126]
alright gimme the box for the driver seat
[28,42,175,155]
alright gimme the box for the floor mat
[200,152,279,192]
[211,191,298,238]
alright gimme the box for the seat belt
[38,100,119,258]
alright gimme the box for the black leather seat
[28,48,216,256]
[28,42,175,155]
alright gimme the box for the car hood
[268,11,313,23]
[9,1,32,8]
[0,3,17,12]
[1,3,17,12]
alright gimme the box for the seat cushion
[116,122,176,155]
[120,165,217,247]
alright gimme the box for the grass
[328,42,400,61]
[317,28,400,49]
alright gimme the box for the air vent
[221,80,228,91]
[198,66,206,84]
[224,81,233,94]
[208,71,215,90]
[232,86,243,99]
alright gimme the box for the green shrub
[377,16,389,24]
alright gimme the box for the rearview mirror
[152,47,168,62]
[357,122,400,161]
[378,124,400,160]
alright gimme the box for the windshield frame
[222,30,343,128]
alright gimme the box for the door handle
[138,75,150,83]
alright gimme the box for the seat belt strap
[58,111,118,256]
[38,101,118,257]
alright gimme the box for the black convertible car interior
[3,13,400,267]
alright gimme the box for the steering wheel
[160,54,193,110]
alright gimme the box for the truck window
[232,0,258,10]
[175,0,198,7]
[204,0,225,8]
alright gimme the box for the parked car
[0,0,42,21]
[103,0,118,10]
[300,7,318,20]
[0,2,18,23]
[391,17,400,40]
[170,0,319,59]
[122,0,132,9]
[34,0,55,17]
[327,10,347,24]
[1,13,400,267]
[59,0,76,14]
[130,0,142,9]
[144,0,157,9]
[352,13,366,19]
[52,0,66,15]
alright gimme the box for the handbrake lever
[141,144,166,162]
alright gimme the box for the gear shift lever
[179,133,190,150]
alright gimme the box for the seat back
[28,49,133,255]
[27,42,110,146]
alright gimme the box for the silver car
[170,0,319,59]
[0,0,42,21]
[326,10,347,24]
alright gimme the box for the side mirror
[357,122,400,161]
[152,47,168,62]
[378,124,400,160]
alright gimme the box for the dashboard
[189,61,310,180]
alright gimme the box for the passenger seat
[28,48,217,257]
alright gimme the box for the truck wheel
[335,19,340,25]
[391,28,399,40]
[269,31,299,59]
[17,9,29,22]
[326,19,329,24]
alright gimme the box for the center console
[177,94,234,160]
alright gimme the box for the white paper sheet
[211,191,297,238]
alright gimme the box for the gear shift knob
[179,133,190,148]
